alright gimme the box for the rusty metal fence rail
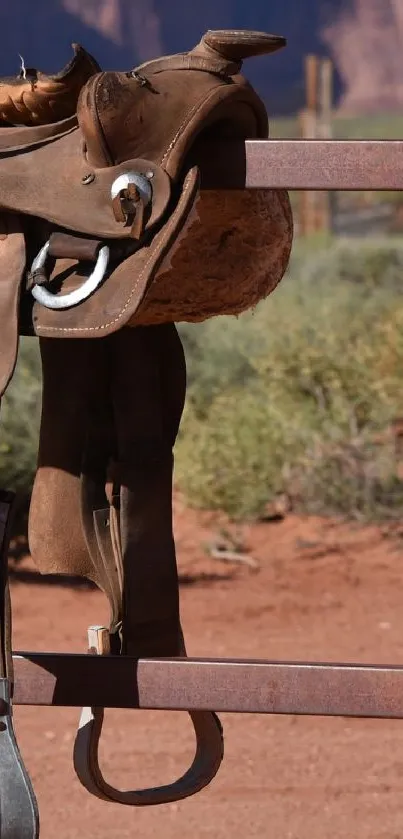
[13,654,403,718]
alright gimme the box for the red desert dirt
[10,499,403,839]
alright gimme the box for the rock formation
[323,0,403,112]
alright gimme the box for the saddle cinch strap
[28,326,223,805]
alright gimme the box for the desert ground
[10,500,403,838]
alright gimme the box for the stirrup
[73,627,224,806]
[0,678,39,838]
[30,240,110,310]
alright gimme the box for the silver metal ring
[110,172,152,206]
[30,241,110,310]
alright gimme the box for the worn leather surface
[0,140,171,238]
[0,30,292,341]
[29,325,185,658]
[0,44,100,126]
[0,214,25,398]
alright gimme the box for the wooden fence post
[298,55,334,236]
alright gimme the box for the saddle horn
[191,29,287,66]
[134,29,286,79]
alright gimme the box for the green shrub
[0,338,41,494]
[177,238,403,519]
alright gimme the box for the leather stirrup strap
[79,342,123,637]
[74,325,224,804]
[0,490,39,839]
[77,325,183,656]
[112,326,182,658]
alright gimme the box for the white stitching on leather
[160,83,224,165]
[35,175,195,335]
[160,102,202,165]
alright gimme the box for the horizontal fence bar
[199,140,403,191]
[12,654,403,718]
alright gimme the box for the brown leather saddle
[0,30,293,834]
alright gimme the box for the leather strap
[0,214,26,398]
[0,490,15,683]
[0,117,77,152]
[0,490,39,839]
[80,325,184,657]
[74,325,224,805]
[48,232,102,262]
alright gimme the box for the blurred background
[2,0,403,115]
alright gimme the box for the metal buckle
[110,172,153,238]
